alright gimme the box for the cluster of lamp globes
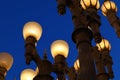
[0,21,80,80]
[0,0,114,79]
[0,21,111,80]
[21,21,80,80]
[80,0,117,16]
[58,0,117,17]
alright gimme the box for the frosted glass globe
[101,1,117,16]
[0,52,13,70]
[23,21,42,41]
[80,0,100,10]
[74,59,80,71]
[96,39,111,51]
[35,67,39,74]
[51,40,69,58]
[20,69,37,80]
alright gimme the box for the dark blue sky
[0,0,120,80]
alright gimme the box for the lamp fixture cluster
[0,0,120,80]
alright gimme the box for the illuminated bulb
[96,39,111,51]
[0,52,13,71]
[35,67,39,74]
[74,59,80,71]
[51,40,69,58]
[23,21,42,41]
[20,69,37,80]
[101,1,117,16]
[80,0,100,10]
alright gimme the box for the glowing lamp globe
[101,1,117,16]
[80,0,100,10]
[51,40,69,58]
[74,59,80,71]
[35,67,39,74]
[0,52,13,71]
[20,69,37,80]
[23,21,42,41]
[96,39,111,51]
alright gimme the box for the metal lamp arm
[32,49,42,66]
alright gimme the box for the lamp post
[101,1,120,37]
[0,52,13,80]
[96,38,113,79]
[22,21,71,80]
[80,0,102,43]
[21,20,113,80]
[20,69,37,80]
[55,0,119,79]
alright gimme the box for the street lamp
[0,52,13,80]
[21,20,114,80]
[101,1,120,37]
[22,21,71,80]
[19,0,120,80]
[23,21,42,41]
[20,69,37,80]
[96,38,114,79]
[80,0,102,43]
[51,40,69,58]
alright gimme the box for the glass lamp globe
[80,0,100,10]
[101,1,117,16]
[35,67,39,74]
[20,69,37,80]
[51,40,69,58]
[23,21,42,41]
[0,52,13,71]
[74,59,80,71]
[96,39,111,51]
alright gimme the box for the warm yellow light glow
[20,69,37,80]
[23,21,42,41]
[81,0,90,8]
[101,1,117,16]
[74,59,80,71]
[0,52,13,71]
[80,0,100,10]
[51,40,69,58]
[91,0,97,6]
[96,1,100,9]
[96,39,111,51]
[35,67,39,74]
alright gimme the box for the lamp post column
[0,67,6,80]
[107,12,120,37]
[92,47,108,80]
[102,51,114,79]
[101,1,120,37]
[72,28,97,80]
[54,55,66,80]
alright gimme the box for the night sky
[0,0,120,80]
